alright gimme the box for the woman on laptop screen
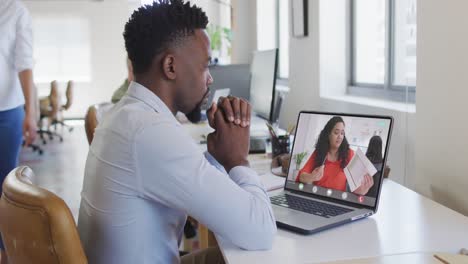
[295,116,374,195]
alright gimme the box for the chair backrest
[384,165,391,178]
[84,102,113,145]
[63,81,74,110]
[0,167,87,264]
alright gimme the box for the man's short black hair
[123,0,209,74]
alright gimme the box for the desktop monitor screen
[249,49,278,122]
[286,111,393,209]
[208,64,250,100]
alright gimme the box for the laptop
[270,111,393,234]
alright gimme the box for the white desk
[183,115,285,144]
[217,180,468,263]
[183,119,468,263]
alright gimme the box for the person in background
[365,135,384,197]
[296,116,373,196]
[0,0,37,263]
[111,58,134,103]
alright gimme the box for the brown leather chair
[38,81,63,143]
[84,102,113,145]
[0,167,87,263]
[84,104,98,145]
[384,165,391,178]
[53,80,74,132]
[62,81,74,111]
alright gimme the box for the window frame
[348,0,416,103]
[277,0,289,82]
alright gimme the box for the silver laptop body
[271,111,393,234]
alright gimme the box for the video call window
[287,113,391,206]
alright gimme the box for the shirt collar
[126,81,178,123]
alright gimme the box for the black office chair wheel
[38,149,43,155]
[42,139,47,144]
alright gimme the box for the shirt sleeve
[14,6,34,72]
[204,151,227,174]
[134,121,276,250]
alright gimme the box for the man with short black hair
[77,1,276,263]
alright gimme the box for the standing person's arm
[18,70,37,145]
[16,6,37,145]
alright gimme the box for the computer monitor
[249,49,278,122]
[208,64,250,100]
[271,91,284,124]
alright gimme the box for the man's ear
[162,54,176,80]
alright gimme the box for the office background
[20,0,468,217]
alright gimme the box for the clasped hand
[206,96,252,172]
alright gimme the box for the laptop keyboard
[270,194,353,218]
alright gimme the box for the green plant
[207,25,222,51]
[222,27,232,56]
[207,24,232,56]
[294,152,308,170]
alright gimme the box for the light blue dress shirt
[0,0,34,111]
[77,82,276,264]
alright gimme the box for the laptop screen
[285,111,393,208]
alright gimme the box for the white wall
[25,0,131,118]
[416,0,468,215]
[319,0,347,97]
[231,0,257,64]
[279,0,320,127]
[320,98,415,186]
[26,0,227,118]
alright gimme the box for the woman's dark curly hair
[314,116,350,169]
[365,135,383,164]
[123,0,209,74]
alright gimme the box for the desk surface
[217,180,468,263]
[182,119,468,263]
[183,115,284,144]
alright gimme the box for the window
[278,0,289,79]
[33,17,91,83]
[350,0,416,102]
[256,0,289,79]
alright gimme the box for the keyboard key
[270,194,353,218]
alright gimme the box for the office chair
[23,141,44,155]
[384,166,391,178]
[0,166,87,263]
[38,81,63,143]
[52,80,74,133]
[84,102,113,144]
